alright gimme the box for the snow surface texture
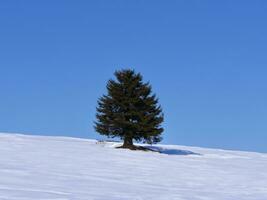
[0,133,266,200]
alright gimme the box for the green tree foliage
[95,69,164,149]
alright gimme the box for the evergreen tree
[95,69,164,150]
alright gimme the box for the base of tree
[116,144,156,152]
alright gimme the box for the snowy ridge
[0,133,266,200]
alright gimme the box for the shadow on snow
[96,140,202,156]
[145,146,202,156]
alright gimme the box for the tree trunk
[122,137,134,149]
[117,136,153,151]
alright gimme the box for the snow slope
[0,133,266,200]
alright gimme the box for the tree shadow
[145,146,202,156]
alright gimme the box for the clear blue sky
[0,1,266,152]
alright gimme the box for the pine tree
[95,69,164,150]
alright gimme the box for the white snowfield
[0,133,266,200]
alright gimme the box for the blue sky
[0,1,266,152]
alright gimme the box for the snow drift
[0,133,266,200]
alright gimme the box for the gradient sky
[0,1,267,152]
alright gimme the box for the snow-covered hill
[0,133,266,200]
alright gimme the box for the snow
[0,133,266,200]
